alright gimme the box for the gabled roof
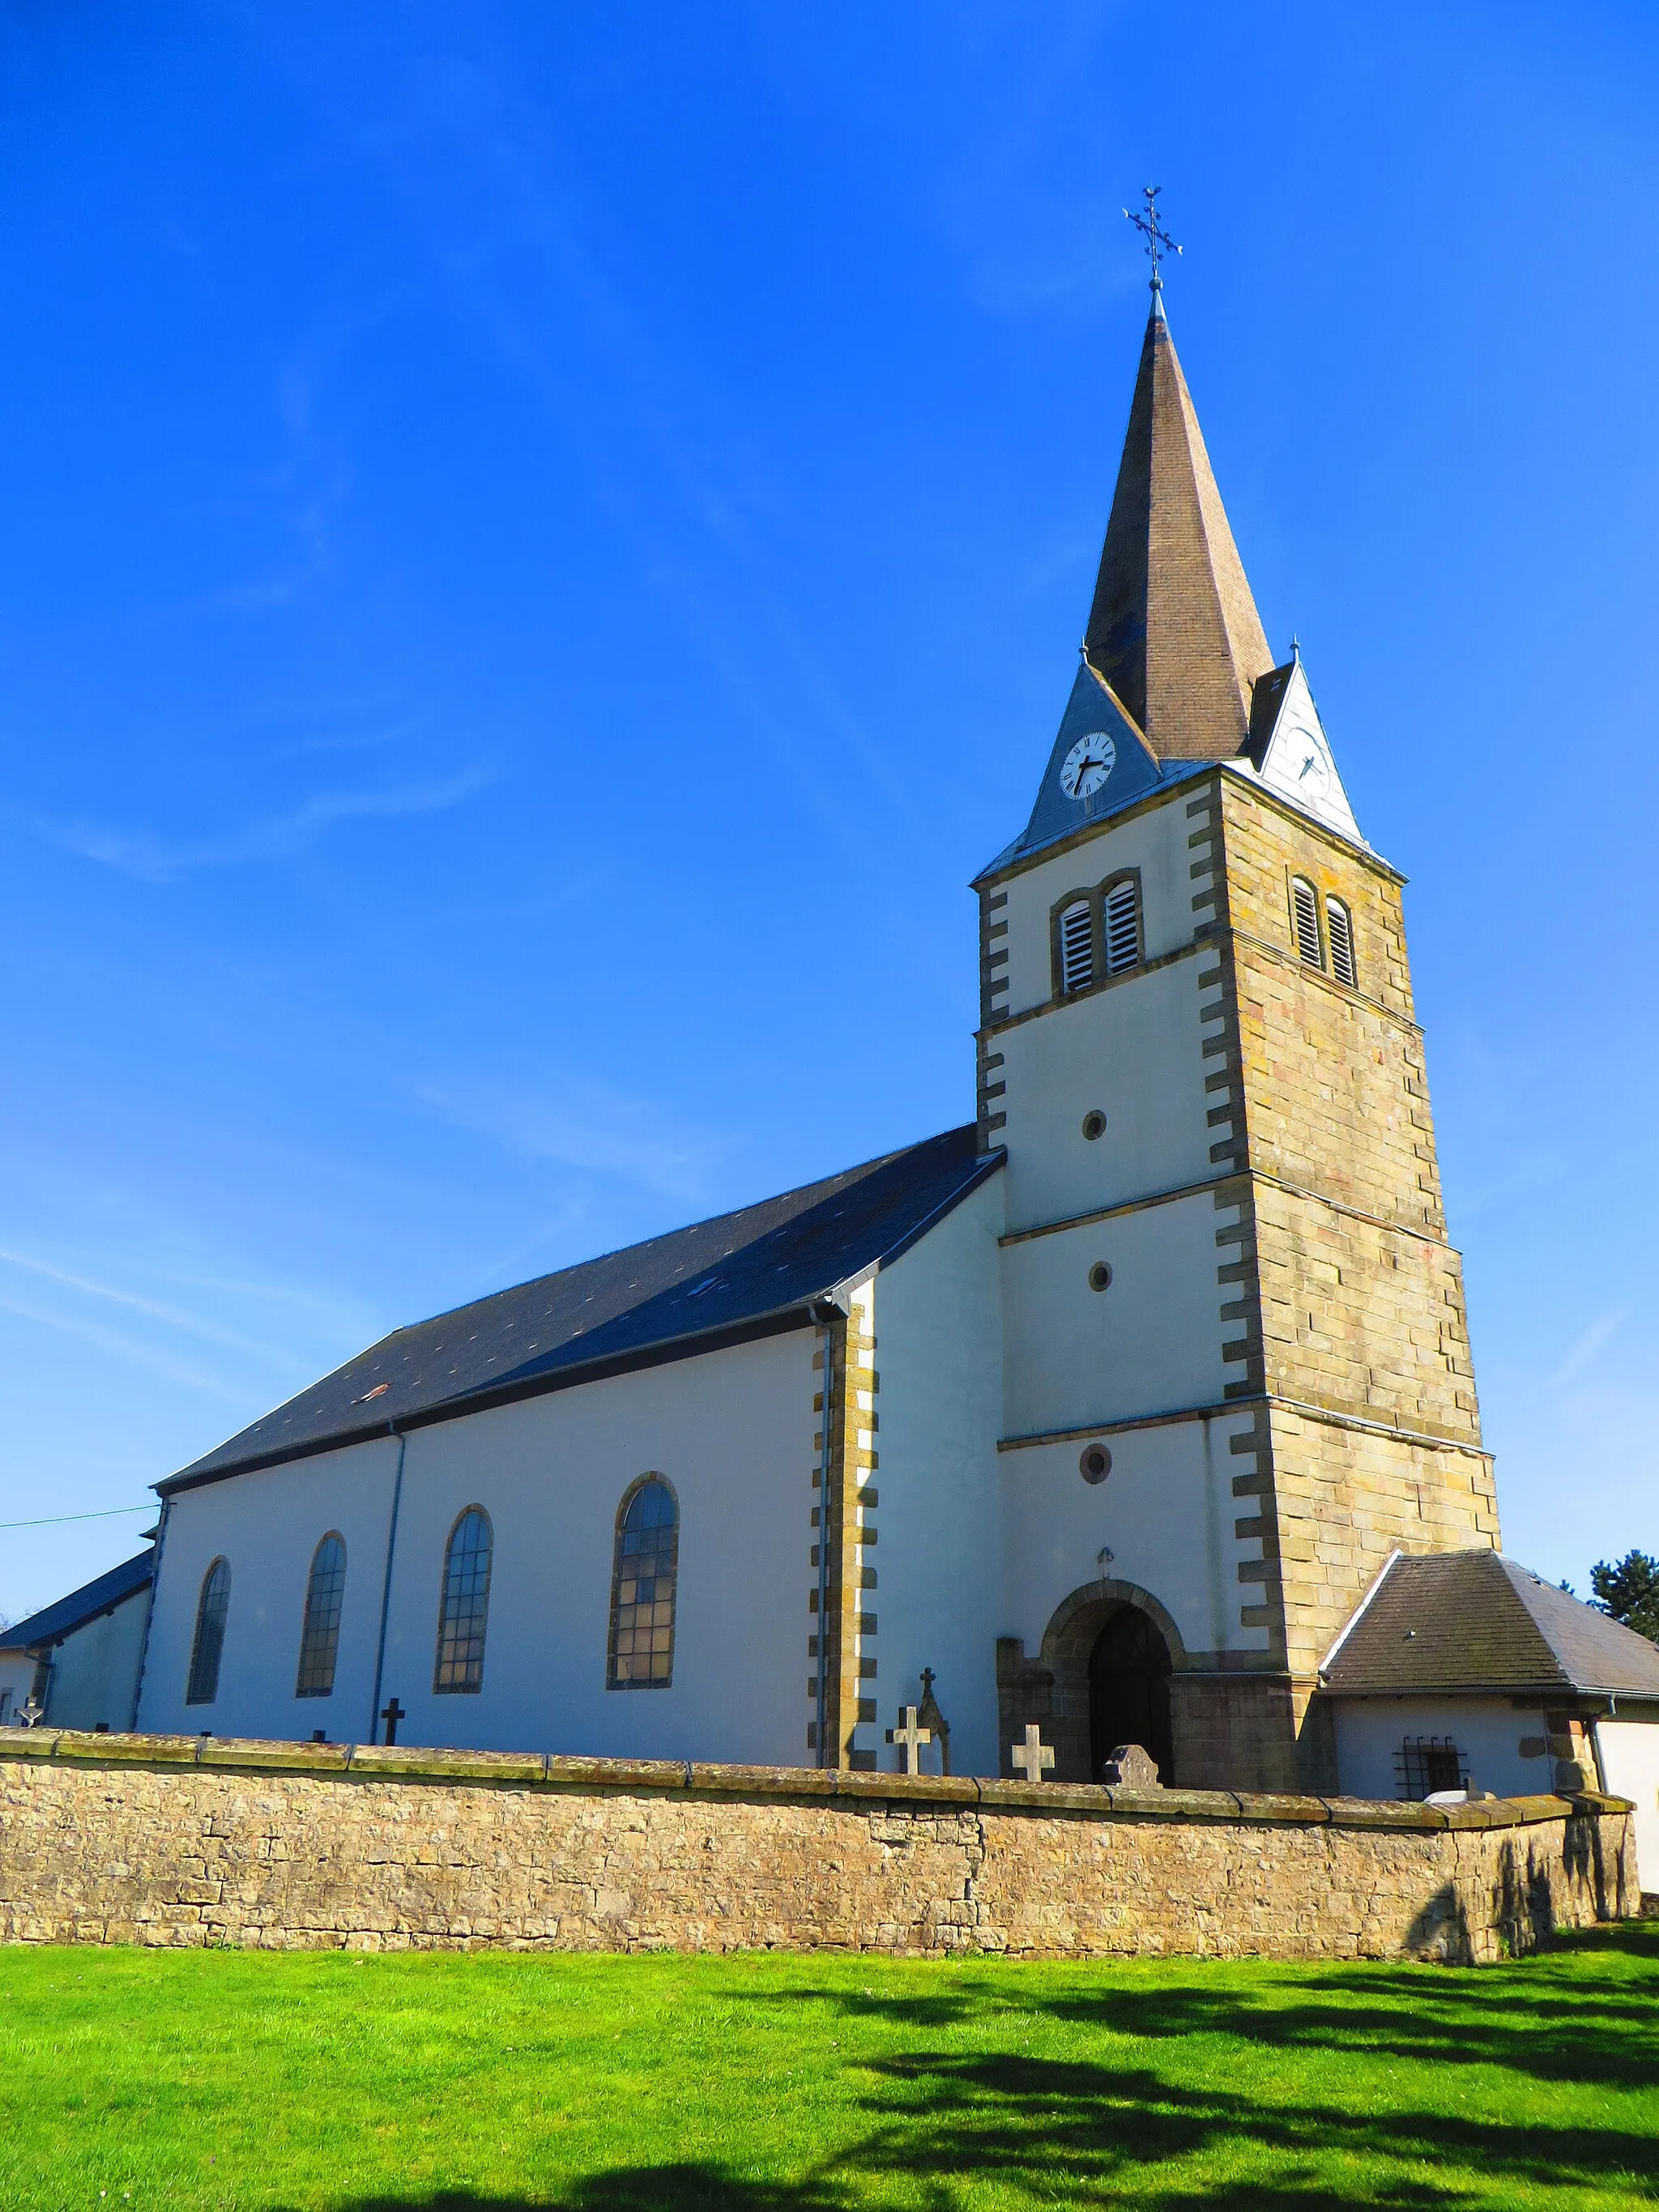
[162,1127,1003,1494]
[2,1549,154,1652]
[1322,1549,1659,1701]
[1083,296,1276,763]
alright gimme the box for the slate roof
[2,1549,154,1652]
[162,1126,1003,1494]
[1322,1549,1659,1701]
[1083,295,1276,762]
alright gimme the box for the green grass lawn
[2,1926,1656,2211]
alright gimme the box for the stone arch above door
[996,1579,1189,1785]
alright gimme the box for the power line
[0,1503,154,1532]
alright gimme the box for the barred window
[1397,1736,1465,1800]
[295,1532,347,1698]
[433,1507,493,1694]
[1291,876,1324,968]
[186,1558,231,1707]
[1103,876,1140,975]
[1058,900,1094,994]
[1326,896,1357,988]
[608,1477,678,1689]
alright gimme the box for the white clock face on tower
[1060,731,1116,799]
[1286,725,1330,799]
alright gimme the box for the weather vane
[1124,184,1182,292]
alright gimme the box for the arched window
[1325,897,1357,988]
[295,1532,347,1698]
[433,1507,493,1694]
[1103,876,1140,975]
[186,1558,231,1707]
[1290,876,1324,969]
[1058,899,1094,994]
[608,1477,678,1689]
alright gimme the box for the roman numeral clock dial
[1060,731,1115,799]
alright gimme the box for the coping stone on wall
[1,1729,1631,1830]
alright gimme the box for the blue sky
[2,3,1656,1621]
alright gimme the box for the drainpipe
[813,1305,837,1770]
[127,1495,171,1733]
[368,1426,406,1745]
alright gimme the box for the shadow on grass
[280,1926,1659,2212]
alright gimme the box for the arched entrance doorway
[1088,1604,1175,1784]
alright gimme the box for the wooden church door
[1087,1605,1175,1784]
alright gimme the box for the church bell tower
[979,279,1499,1794]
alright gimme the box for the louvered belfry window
[1325,897,1357,989]
[434,1507,493,1694]
[1058,899,1094,994]
[608,1477,678,1688]
[295,1532,347,1698]
[1103,877,1140,975]
[1291,877,1324,969]
[186,1558,231,1706]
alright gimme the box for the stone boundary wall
[0,1733,1640,1966]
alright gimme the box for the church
[122,279,1655,1817]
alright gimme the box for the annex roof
[3,1549,155,1652]
[1321,1549,1659,1702]
[162,1126,1003,1494]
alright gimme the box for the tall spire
[1082,299,1274,761]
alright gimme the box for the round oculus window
[1080,1445,1111,1484]
[1088,1261,1113,1292]
[1081,1110,1107,1141]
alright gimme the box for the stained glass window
[608,1477,677,1689]
[433,1507,493,1694]
[295,1532,347,1698]
[186,1558,231,1706]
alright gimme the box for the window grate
[1326,897,1357,988]
[1291,877,1324,968]
[295,1532,347,1698]
[434,1507,493,1694]
[1059,900,1094,994]
[608,1477,678,1688]
[1103,878,1140,975]
[186,1559,231,1707]
[1396,1736,1465,1800]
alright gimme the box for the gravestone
[1100,1742,1162,1789]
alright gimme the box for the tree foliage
[1589,1549,1659,1644]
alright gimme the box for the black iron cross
[380,1697,406,1745]
[1124,184,1182,292]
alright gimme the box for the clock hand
[1299,753,1317,779]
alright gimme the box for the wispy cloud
[0,1248,299,1367]
[37,768,494,884]
[417,1077,723,1208]
[1547,1306,1628,1390]
[0,1286,247,1402]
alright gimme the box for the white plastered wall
[372,1330,815,1763]
[1594,1717,1659,1890]
[1332,1696,1552,1803]
[0,1649,37,1724]
[1000,1410,1268,1668]
[1001,1192,1237,1440]
[41,1588,151,1732]
[139,1437,403,1741]
[996,958,1218,1234]
[859,1174,1005,1778]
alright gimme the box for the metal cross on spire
[1124,184,1182,292]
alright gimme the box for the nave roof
[162,1126,1000,1494]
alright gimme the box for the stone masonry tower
[979,293,1499,1793]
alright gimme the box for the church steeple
[1083,296,1274,761]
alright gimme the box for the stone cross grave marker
[885,1705,932,1775]
[380,1697,406,1746]
[1010,1724,1055,1781]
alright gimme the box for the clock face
[1060,731,1116,800]
[1286,725,1330,798]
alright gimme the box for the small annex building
[124,284,1614,1803]
[1321,1549,1659,1884]
[0,1549,156,1733]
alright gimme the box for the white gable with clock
[131,292,1512,1801]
